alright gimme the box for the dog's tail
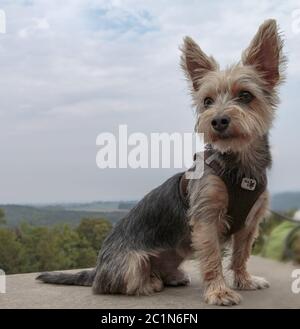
[36,269,96,286]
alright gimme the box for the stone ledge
[0,256,299,309]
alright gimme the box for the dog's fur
[37,19,286,305]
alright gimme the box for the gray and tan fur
[37,19,286,306]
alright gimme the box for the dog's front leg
[192,218,242,306]
[231,191,270,290]
[190,175,241,306]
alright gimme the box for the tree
[72,237,97,268]
[0,209,5,225]
[52,224,96,270]
[77,218,112,252]
[0,228,24,273]
[0,217,112,274]
[17,223,58,272]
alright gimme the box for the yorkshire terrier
[37,19,286,306]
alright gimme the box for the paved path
[1,256,299,308]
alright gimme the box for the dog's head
[181,19,286,153]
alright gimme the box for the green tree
[0,217,112,274]
[0,228,24,273]
[77,218,112,252]
[52,224,96,270]
[17,223,58,272]
[18,223,96,272]
[72,237,97,268]
[0,209,5,225]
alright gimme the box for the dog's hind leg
[123,251,164,295]
[151,250,191,287]
[92,250,163,295]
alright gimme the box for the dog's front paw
[204,286,242,306]
[234,274,270,290]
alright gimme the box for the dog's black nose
[211,115,231,132]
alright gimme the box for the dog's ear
[181,37,218,91]
[242,19,286,88]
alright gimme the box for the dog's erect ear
[181,37,218,91]
[242,19,286,88]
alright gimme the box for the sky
[0,0,300,204]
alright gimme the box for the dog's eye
[238,90,254,104]
[204,97,214,108]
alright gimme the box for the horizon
[1,190,300,206]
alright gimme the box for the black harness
[180,150,267,236]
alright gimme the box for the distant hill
[118,201,138,210]
[0,204,129,227]
[271,192,300,211]
[62,201,122,212]
[1,192,299,227]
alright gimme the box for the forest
[0,209,112,274]
[0,208,299,275]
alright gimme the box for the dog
[37,19,286,306]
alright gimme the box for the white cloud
[18,17,50,38]
[0,0,299,202]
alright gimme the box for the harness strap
[180,150,219,206]
[179,150,267,236]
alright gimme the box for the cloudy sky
[0,0,299,204]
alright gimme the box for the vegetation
[0,208,5,224]
[0,204,127,227]
[253,210,300,264]
[1,204,300,275]
[0,211,112,274]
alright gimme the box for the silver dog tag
[241,178,257,191]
